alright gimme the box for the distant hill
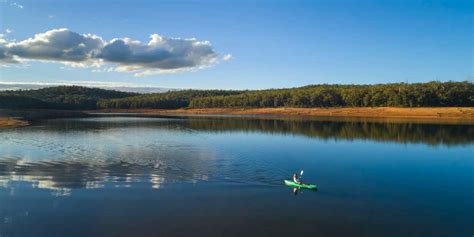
[0,86,243,110]
[0,86,138,109]
[0,83,173,94]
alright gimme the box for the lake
[0,116,473,237]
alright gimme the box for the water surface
[0,116,473,237]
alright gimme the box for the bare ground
[0,118,29,128]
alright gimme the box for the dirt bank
[0,117,29,128]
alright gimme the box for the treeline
[0,86,137,109]
[96,90,243,109]
[189,81,474,108]
[1,81,473,110]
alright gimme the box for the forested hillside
[1,81,472,110]
[189,81,474,108]
[0,95,53,109]
[0,86,137,109]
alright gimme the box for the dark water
[0,116,473,237]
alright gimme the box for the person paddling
[293,173,302,184]
[284,170,317,190]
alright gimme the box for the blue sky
[0,0,472,90]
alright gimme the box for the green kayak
[284,180,317,189]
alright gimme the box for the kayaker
[293,173,302,184]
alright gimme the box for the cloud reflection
[0,150,216,196]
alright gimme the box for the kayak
[284,180,317,189]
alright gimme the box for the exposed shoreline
[90,107,474,120]
[0,117,29,128]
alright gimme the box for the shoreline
[90,107,474,120]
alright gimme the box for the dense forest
[0,95,53,109]
[189,81,474,108]
[96,90,242,109]
[0,81,473,110]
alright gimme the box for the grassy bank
[0,118,29,128]
[91,107,474,121]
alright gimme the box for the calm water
[0,116,473,237]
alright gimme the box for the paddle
[300,170,304,183]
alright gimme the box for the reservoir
[0,116,473,237]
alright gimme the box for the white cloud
[0,28,227,76]
[48,15,54,19]
[98,34,218,75]
[4,28,104,65]
[222,54,233,61]
[0,29,13,46]
[10,2,23,9]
